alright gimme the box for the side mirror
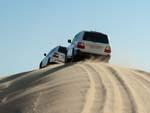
[68,39,71,43]
[44,53,47,56]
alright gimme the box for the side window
[53,47,58,53]
[48,48,56,56]
[72,33,80,44]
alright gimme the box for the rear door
[82,32,110,55]
[57,46,67,62]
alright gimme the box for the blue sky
[0,0,150,76]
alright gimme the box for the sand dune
[0,62,150,113]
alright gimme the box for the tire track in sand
[86,63,115,113]
[107,66,137,113]
[79,63,106,113]
[125,70,150,112]
[91,63,122,113]
[32,92,42,113]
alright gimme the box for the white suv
[39,46,67,68]
[66,31,111,62]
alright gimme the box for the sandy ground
[0,62,150,113]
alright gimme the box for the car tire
[71,49,75,62]
[65,49,76,63]
[47,58,51,66]
[39,62,43,69]
[65,58,71,63]
[65,55,68,63]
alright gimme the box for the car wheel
[39,62,43,69]
[65,55,68,63]
[47,58,51,66]
[71,49,75,62]
[65,52,71,63]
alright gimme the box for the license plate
[88,45,100,49]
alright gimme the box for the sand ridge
[0,62,150,113]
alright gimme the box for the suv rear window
[58,46,67,54]
[83,32,109,43]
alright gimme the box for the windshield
[83,32,109,44]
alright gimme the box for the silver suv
[66,31,111,62]
[40,46,67,68]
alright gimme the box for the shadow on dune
[0,71,33,84]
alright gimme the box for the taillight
[77,42,85,49]
[104,46,111,53]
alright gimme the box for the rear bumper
[75,50,110,57]
[73,50,111,62]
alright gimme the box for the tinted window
[47,48,56,56]
[83,32,109,43]
[58,46,67,53]
[72,33,80,43]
